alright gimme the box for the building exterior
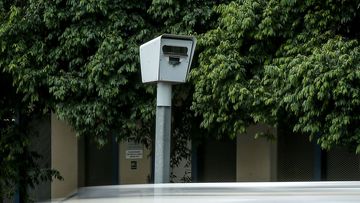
[28,113,360,201]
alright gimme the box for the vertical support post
[112,134,119,185]
[191,142,198,182]
[14,107,22,203]
[14,105,27,202]
[154,82,172,183]
[314,142,322,181]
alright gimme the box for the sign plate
[126,149,143,159]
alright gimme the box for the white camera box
[140,34,196,83]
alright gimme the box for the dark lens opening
[169,57,181,65]
[163,45,188,56]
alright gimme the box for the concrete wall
[51,113,78,198]
[236,124,277,182]
[119,141,151,184]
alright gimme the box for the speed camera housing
[140,34,196,83]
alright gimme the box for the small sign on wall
[125,141,144,159]
[126,149,143,159]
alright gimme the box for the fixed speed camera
[140,34,196,83]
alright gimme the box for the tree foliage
[1,0,155,145]
[0,0,227,198]
[191,0,360,151]
[2,0,360,199]
[0,0,225,144]
[0,73,62,200]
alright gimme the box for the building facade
[28,113,360,201]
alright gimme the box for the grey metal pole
[154,82,172,183]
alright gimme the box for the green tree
[191,0,360,152]
[0,0,225,143]
[0,73,62,201]
[0,2,63,201]
[0,0,228,198]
